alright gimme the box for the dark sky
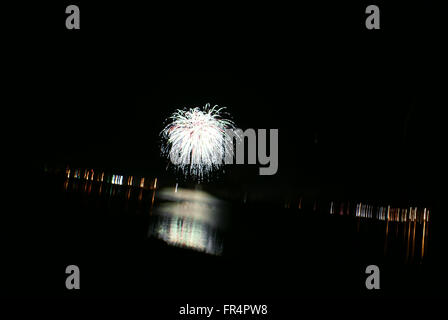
[11,2,443,201]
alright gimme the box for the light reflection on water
[63,174,226,255]
[148,214,223,255]
[327,201,431,263]
[148,188,226,255]
[357,216,430,263]
[60,168,432,261]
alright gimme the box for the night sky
[6,1,443,205]
[2,0,447,306]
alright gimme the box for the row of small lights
[65,167,157,189]
[328,201,430,223]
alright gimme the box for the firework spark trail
[161,104,236,180]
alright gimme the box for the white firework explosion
[161,104,236,180]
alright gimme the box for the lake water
[4,172,438,298]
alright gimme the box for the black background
[2,0,447,316]
[13,1,444,194]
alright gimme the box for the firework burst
[161,104,236,180]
